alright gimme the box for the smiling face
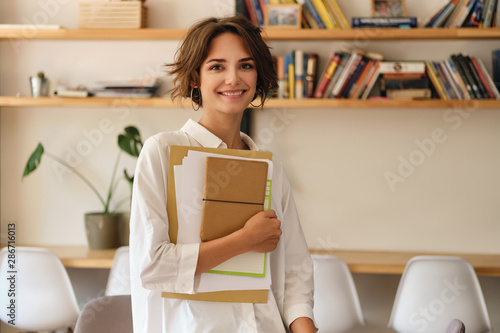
[197,32,257,117]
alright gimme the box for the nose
[224,67,239,86]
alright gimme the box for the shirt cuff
[284,304,317,331]
[175,243,200,294]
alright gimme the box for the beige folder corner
[161,145,272,303]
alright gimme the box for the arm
[195,209,282,275]
[290,317,316,333]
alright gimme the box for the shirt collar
[181,119,260,151]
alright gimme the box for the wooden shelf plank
[4,245,498,275]
[0,28,186,40]
[311,249,500,277]
[1,96,499,109]
[0,28,499,41]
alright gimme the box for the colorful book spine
[450,54,476,98]
[277,56,286,99]
[310,0,336,28]
[314,52,341,98]
[325,0,350,29]
[462,54,488,98]
[361,60,381,100]
[426,61,448,100]
[493,49,500,91]
[474,56,500,98]
[295,50,304,99]
[352,17,418,28]
[302,0,327,28]
[244,0,259,25]
[470,56,496,98]
[305,54,319,98]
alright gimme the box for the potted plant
[30,71,49,97]
[22,126,143,249]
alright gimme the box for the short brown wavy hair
[166,15,278,108]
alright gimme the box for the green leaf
[123,169,134,185]
[118,126,143,157]
[22,143,44,178]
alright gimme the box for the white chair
[105,246,131,296]
[312,254,365,332]
[388,256,491,333]
[74,295,132,333]
[0,246,80,332]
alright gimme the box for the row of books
[277,48,388,100]
[424,0,500,28]
[426,54,500,100]
[275,49,500,100]
[244,0,350,29]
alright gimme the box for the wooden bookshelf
[0,28,499,41]
[1,96,499,109]
[8,245,499,275]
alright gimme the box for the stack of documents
[173,149,273,294]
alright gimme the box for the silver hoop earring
[190,88,200,111]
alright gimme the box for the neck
[198,112,246,150]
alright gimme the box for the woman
[129,16,316,333]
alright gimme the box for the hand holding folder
[201,157,269,242]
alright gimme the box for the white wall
[1,0,499,332]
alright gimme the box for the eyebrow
[205,57,254,64]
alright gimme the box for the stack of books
[312,49,384,99]
[425,53,500,100]
[244,0,350,29]
[424,0,500,28]
[91,77,159,98]
[493,49,500,91]
[378,62,431,99]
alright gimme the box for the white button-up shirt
[130,119,315,333]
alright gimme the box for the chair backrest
[105,246,131,296]
[0,246,80,331]
[388,256,491,333]
[312,255,365,332]
[74,295,133,333]
[446,319,466,333]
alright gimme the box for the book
[311,0,336,28]
[443,60,467,99]
[443,0,467,27]
[379,61,426,74]
[277,56,286,99]
[54,89,89,98]
[482,0,496,26]
[314,52,341,98]
[493,49,500,91]
[200,157,269,242]
[352,17,418,28]
[449,0,476,27]
[349,59,375,99]
[301,0,327,28]
[295,50,305,99]
[473,56,500,98]
[462,54,488,98]
[426,61,448,99]
[340,56,368,98]
[446,59,472,99]
[324,0,350,29]
[386,89,432,99]
[360,60,382,99]
[464,0,485,26]
[244,0,259,25]
[470,56,499,98]
[305,53,319,98]
[324,52,351,98]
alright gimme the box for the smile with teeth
[220,90,245,96]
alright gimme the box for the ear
[191,82,198,88]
